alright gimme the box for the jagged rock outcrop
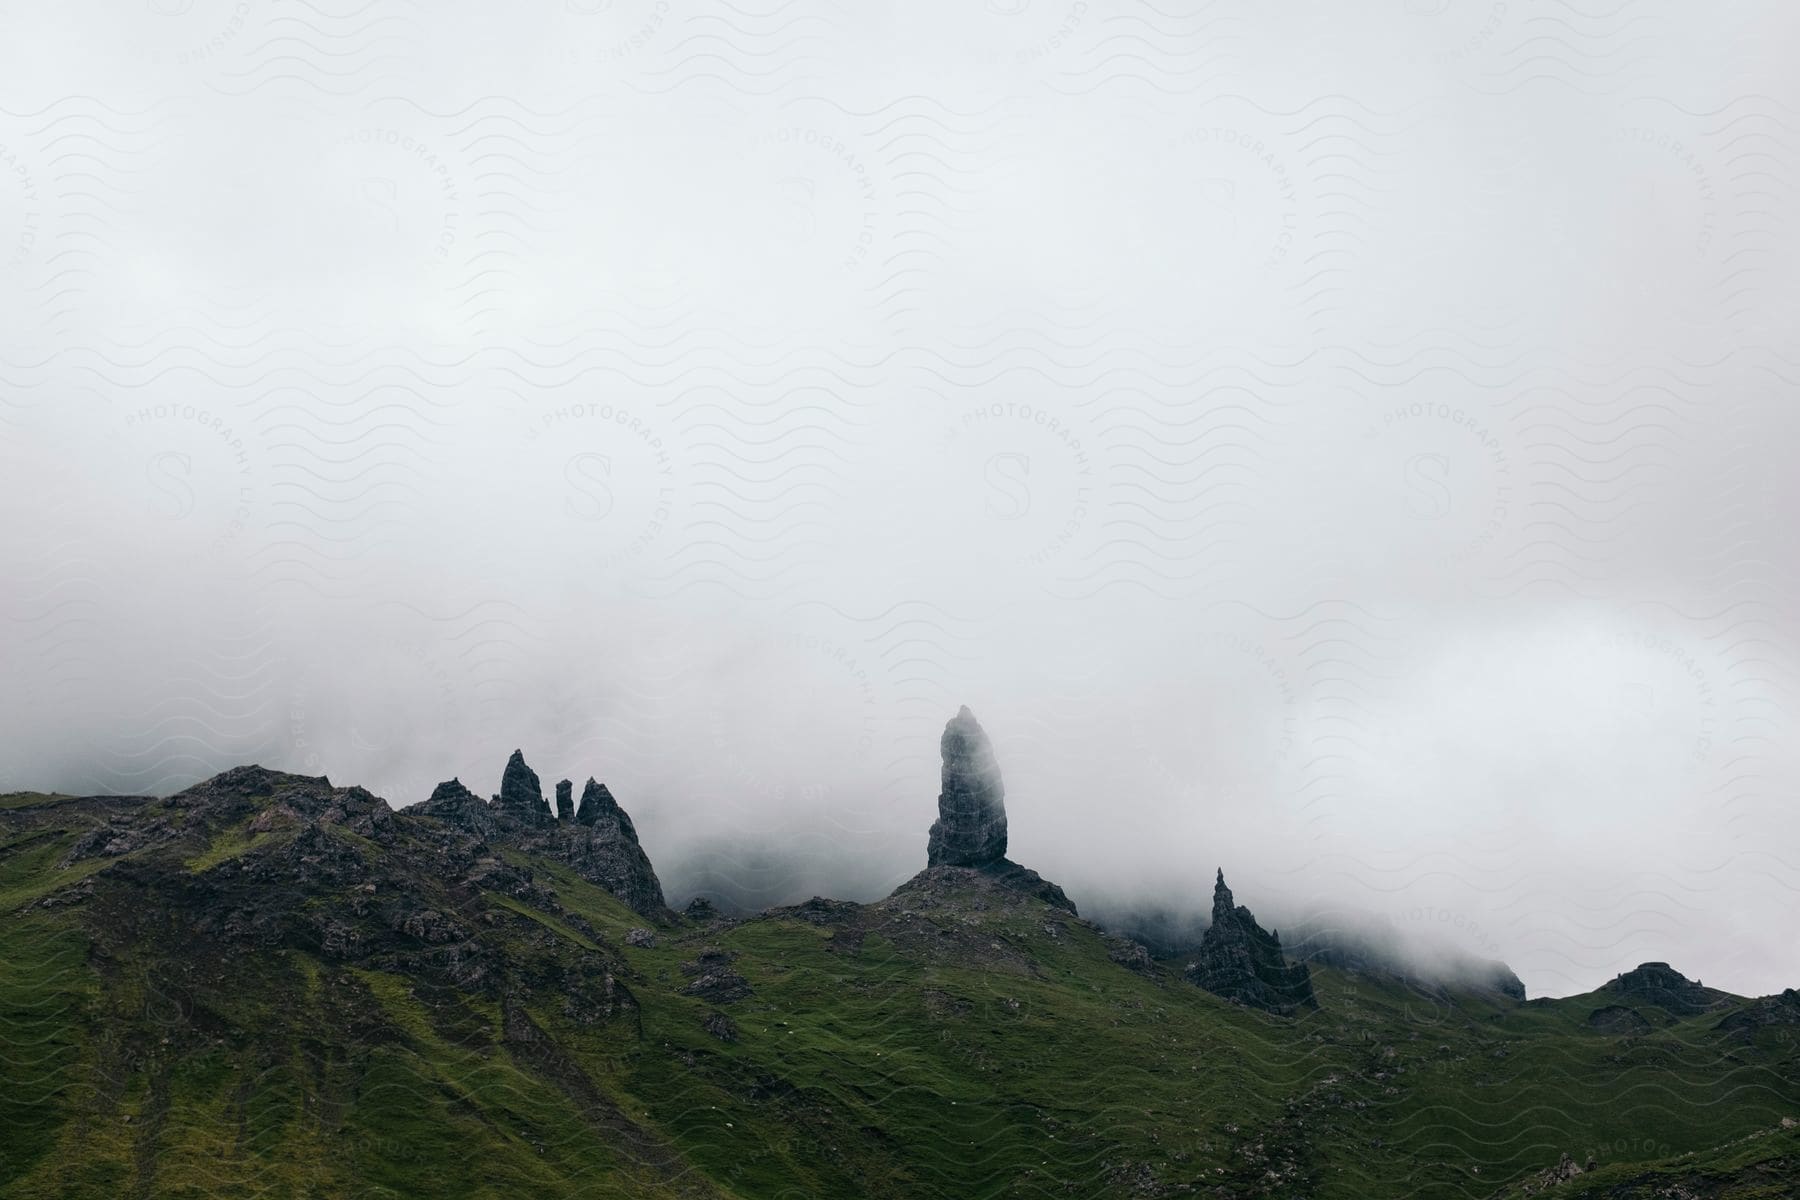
[558,779,666,918]
[576,778,629,833]
[415,754,668,921]
[495,750,550,822]
[1600,961,1730,1015]
[681,948,751,1004]
[1519,1152,1590,1195]
[1106,935,1153,972]
[926,706,1007,868]
[413,777,498,841]
[684,896,722,922]
[1184,869,1316,1014]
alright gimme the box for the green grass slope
[2,778,1795,1199]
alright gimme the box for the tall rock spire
[900,706,1074,913]
[926,706,1008,868]
[495,750,549,822]
[1185,868,1316,1014]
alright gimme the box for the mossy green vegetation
[2,792,1795,1199]
[184,824,285,873]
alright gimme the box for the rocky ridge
[414,751,668,920]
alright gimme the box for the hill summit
[413,751,667,918]
[898,706,1075,914]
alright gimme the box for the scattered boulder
[684,896,722,922]
[624,927,657,948]
[1519,1151,1586,1195]
[703,1011,739,1043]
[681,949,751,1004]
[1184,869,1316,1014]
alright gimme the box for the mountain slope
[2,745,1796,1199]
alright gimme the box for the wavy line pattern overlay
[2,0,1797,1058]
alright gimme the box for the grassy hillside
[1,781,1795,1199]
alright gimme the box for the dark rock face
[576,778,631,836]
[496,750,549,822]
[1601,962,1729,1015]
[1184,870,1316,1014]
[1716,988,1800,1036]
[555,779,574,822]
[557,795,666,918]
[926,706,1007,868]
[414,756,668,921]
[413,777,498,841]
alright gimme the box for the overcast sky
[3,1,1797,999]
